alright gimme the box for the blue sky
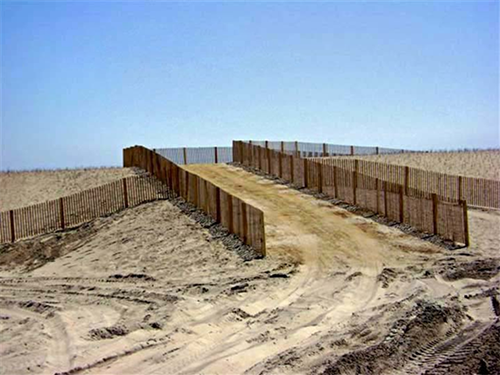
[1,1,498,170]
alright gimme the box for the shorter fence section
[124,146,266,256]
[248,140,409,157]
[234,141,469,246]
[155,147,233,165]
[0,176,169,244]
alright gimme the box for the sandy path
[0,165,498,375]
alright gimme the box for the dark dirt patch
[423,324,500,375]
[108,273,156,282]
[440,258,500,281]
[377,268,398,288]
[345,272,362,282]
[320,300,465,375]
[88,325,129,340]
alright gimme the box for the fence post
[258,146,262,170]
[323,143,327,157]
[376,178,380,213]
[214,147,218,164]
[295,141,299,157]
[280,141,285,153]
[333,165,338,199]
[460,200,470,247]
[265,140,269,149]
[59,197,65,230]
[350,145,354,155]
[375,146,379,155]
[9,210,15,243]
[304,158,308,188]
[352,160,358,205]
[123,178,129,208]
[399,185,404,223]
[432,194,438,235]
[290,155,294,182]
[183,147,187,165]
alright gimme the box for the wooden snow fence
[123,145,266,256]
[233,141,469,247]
[0,175,169,244]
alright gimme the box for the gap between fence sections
[233,141,470,247]
[123,146,266,256]
[0,176,170,244]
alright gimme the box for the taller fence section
[0,176,169,244]
[234,141,469,247]
[124,146,266,256]
[247,140,409,157]
[311,158,500,210]
[154,146,233,165]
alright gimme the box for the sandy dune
[1,164,498,374]
[325,151,500,180]
[0,168,138,211]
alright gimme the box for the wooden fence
[0,176,170,244]
[124,146,266,256]
[308,157,500,210]
[154,146,233,165]
[248,140,410,157]
[233,141,469,246]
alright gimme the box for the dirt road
[1,164,498,375]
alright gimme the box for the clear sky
[1,1,498,170]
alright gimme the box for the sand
[324,150,500,180]
[0,164,499,375]
[0,168,138,211]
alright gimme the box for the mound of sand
[0,167,138,211]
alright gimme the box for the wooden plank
[432,194,438,235]
[215,186,221,222]
[399,185,404,223]
[227,194,234,233]
[290,155,294,183]
[59,197,65,230]
[123,178,129,208]
[384,181,388,216]
[318,162,323,194]
[303,158,308,188]
[333,166,338,199]
[267,147,272,175]
[461,200,470,246]
[241,202,248,244]
[9,210,15,243]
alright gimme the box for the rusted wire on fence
[124,146,266,256]
[0,176,170,244]
[233,141,469,246]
